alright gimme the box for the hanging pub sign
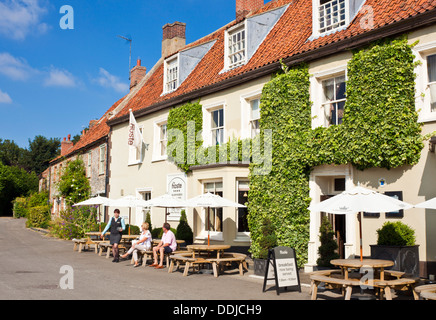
[262,246,301,295]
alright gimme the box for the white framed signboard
[262,246,301,295]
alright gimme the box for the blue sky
[0,0,261,149]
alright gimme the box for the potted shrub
[370,221,419,277]
[176,210,193,245]
[253,217,277,276]
[317,217,340,268]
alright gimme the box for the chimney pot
[67,134,71,141]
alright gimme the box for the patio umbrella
[142,193,190,224]
[308,186,413,261]
[73,195,111,231]
[107,195,150,234]
[414,197,436,209]
[186,192,246,245]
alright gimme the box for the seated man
[150,223,177,269]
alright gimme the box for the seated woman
[120,222,152,267]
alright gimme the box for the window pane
[335,76,346,100]
[250,99,260,119]
[428,54,436,82]
[322,78,335,102]
[429,82,436,112]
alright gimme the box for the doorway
[320,195,346,259]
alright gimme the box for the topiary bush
[176,210,193,245]
[317,217,340,267]
[376,221,416,246]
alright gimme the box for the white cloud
[0,89,12,104]
[0,0,49,40]
[94,68,129,93]
[0,52,37,80]
[43,67,77,87]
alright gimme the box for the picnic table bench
[310,269,419,300]
[310,270,363,300]
[73,238,88,252]
[208,253,248,277]
[414,284,436,300]
[98,242,127,258]
[168,252,248,277]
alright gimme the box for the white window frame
[240,90,262,139]
[312,0,349,38]
[136,187,152,227]
[152,118,168,162]
[202,101,226,147]
[128,126,144,166]
[196,180,224,241]
[235,180,250,241]
[413,41,436,123]
[163,55,179,94]
[224,22,247,71]
[310,66,347,129]
[85,152,91,178]
[99,144,106,175]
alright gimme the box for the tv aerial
[117,35,132,79]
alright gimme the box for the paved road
[0,217,313,301]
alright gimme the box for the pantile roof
[109,0,436,123]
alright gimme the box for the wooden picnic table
[186,244,230,259]
[330,259,394,281]
[153,239,185,250]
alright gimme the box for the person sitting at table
[150,223,177,269]
[101,209,125,263]
[120,222,152,267]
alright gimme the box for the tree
[0,161,38,216]
[0,139,26,168]
[23,135,60,175]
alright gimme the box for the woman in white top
[121,222,152,267]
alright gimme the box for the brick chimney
[236,0,264,21]
[89,119,98,129]
[61,134,73,156]
[162,21,186,58]
[130,59,146,89]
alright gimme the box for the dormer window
[311,0,366,39]
[164,56,178,93]
[222,5,288,72]
[319,0,346,33]
[227,24,246,69]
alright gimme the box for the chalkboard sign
[262,246,301,295]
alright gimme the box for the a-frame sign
[262,246,301,295]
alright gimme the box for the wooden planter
[370,245,420,278]
[253,258,268,276]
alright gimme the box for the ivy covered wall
[248,37,425,266]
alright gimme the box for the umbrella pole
[98,206,101,233]
[358,212,363,262]
[207,207,210,246]
[129,208,131,235]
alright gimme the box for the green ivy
[248,63,312,266]
[167,101,203,173]
[249,38,425,266]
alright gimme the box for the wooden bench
[420,289,436,300]
[208,253,248,277]
[98,242,127,258]
[374,278,419,300]
[72,239,88,252]
[310,273,362,300]
[168,253,200,276]
[414,284,436,300]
